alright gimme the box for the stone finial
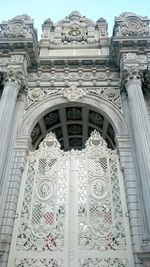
[96,17,108,36]
[43,18,53,26]
[67,11,82,21]
[96,17,107,24]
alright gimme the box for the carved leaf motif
[3,68,27,90]
[63,84,86,101]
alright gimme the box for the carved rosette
[3,68,27,92]
[63,84,86,101]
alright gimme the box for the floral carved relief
[26,86,121,110]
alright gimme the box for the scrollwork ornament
[121,53,147,64]
[10,55,25,63]
[0,22,32,38]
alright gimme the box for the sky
[1,0,150,38]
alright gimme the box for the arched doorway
[8,129,134,267]
[30,105,116,151]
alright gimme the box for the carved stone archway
[19,94,127,146]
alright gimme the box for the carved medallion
[90,178,108,200]
[37,179,54,200]
[68,28,81,37]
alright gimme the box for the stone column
[0,68,26,192]
[121,65,150,239]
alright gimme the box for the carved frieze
[28,70,119,81]
[0,55,25,65]
[121,53,147,64]
[26,86,121,110]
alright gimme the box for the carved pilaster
[0,67,28,203]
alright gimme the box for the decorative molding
[10,55,25,63]
[121,53,147,64]
[28,70,119,81]
[116,12,148,20]
[0,55,25,65]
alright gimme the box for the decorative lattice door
[8,131,134,267]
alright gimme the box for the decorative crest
[67,11,82,22]
[96,17,107,24]
[117,12,148,20]
[43,18,53,26]
[10,14,33,23]
[113,12,150,37]
[0,14,36,39]
[85,130,108,150]
[63,84,86,101]
[38,132,61,152]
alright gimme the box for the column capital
[3,67,27,92]
[121,65,143,90]
[120,53,148,90]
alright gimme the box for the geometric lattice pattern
[8,131,134,267]
[78,132,128,257]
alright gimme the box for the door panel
[7,131,134,267]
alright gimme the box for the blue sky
[1,0,150,38]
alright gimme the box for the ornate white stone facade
[0,11,150,267]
